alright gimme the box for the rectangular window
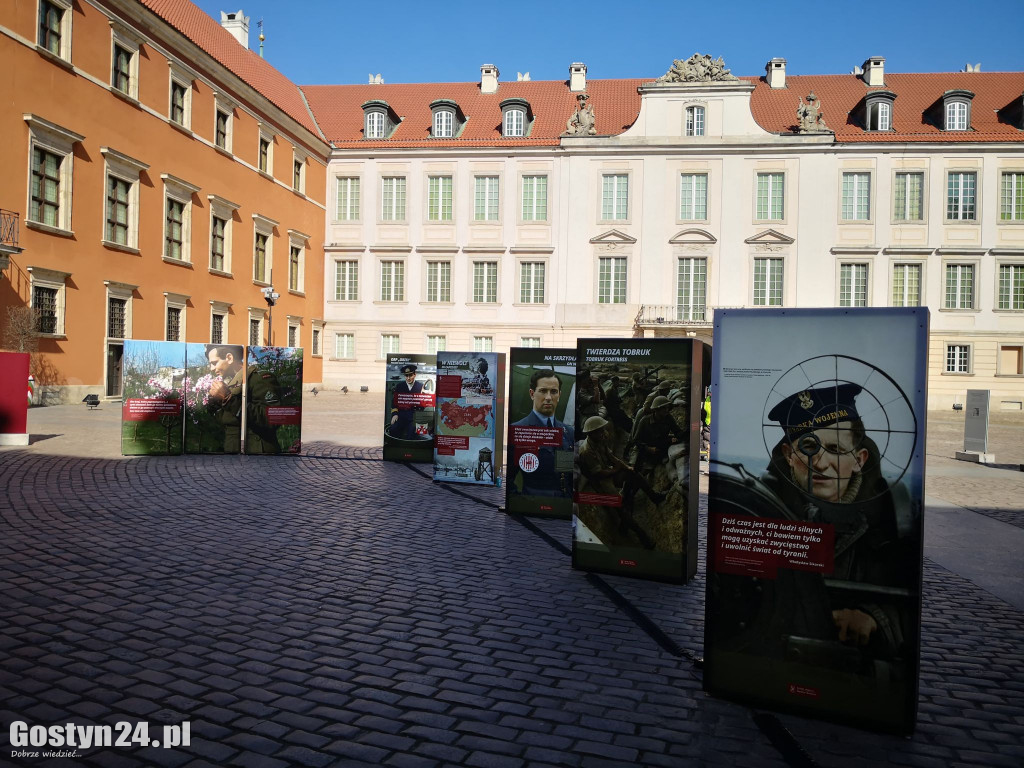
[946,102,968,131]
[426,261,451,303]
[756,172,784,221]
[522,175,547,221]
[427,335,446,354]
[472,336,493,353]
[676,257,707,321]
[894,172,924,221]
[38,1,64,56]
[211,312,224,344]
[293,159,303,192]
[164,198,184,260]
[685,105,705,137]
[289,246,302,291]
[474,176,500,221]
[473,261,498,303]
[1000,172,1024,221]
[258,137,270,173]
[166,306,181,342]
[944,264,975,309]
[839,263,869,307]
[841,172,871,221]
[210,216,226,271]
[998,264,1024,310]
[947,172,977,220]
[253,232,267,283]
[336,177,360,221]
[33,286,58,334]
[112,44,132,94]
[215,110,229,150]
[601,174,629,220]
[1000,345,1023,376]
[520,337,541,348]
[427,175,453,221]
[753,257,784,306]
[30,147,61,227]
[945,344,970,373]
[598,256,627,304]
[287,325,298,348]
[106,175,130,245]
[335,333,355,359]
[311,328,321,356]
[249,318,261,346]
[107,297,126,338]
[380,333,400,357]
[365,111,385,139]
[380,261,405,301]
[381,176,406,221]
[892,263,922,307]
[334,260,358,301]
[519,262,545,304]
[170,81,187,126]
[679,173,708,220]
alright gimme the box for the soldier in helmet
[626,394,687,486]
[577,415,663,549]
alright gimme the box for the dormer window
[942,90,974,131]
[361,100,398,139]
[865,91,896,131]
[430,100,464,138]
[500,98,532,138]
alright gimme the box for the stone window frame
[252,213,278,286]
[36,0,73,64]
[470,259,500,305]
[100,146,148,253]
[287,229,309,296]
[516,258,547,306]
[943,342,973,375]
[596,253,628,305]
[257,123,275,176]
[164,291,189,342]
[23,113,83,236]
[109,21,141,102]
[207,194,240,275]
[161,173,199,264]
[754,170,786,223]
[209,300,231,344]
[599,171,631,224]
[684,104,705,137]
[27,265,70,338]
[839,170,874,223]
[104,280,135,341]
[213,93,236,153]
[890,261,926,307]
[167,61,195,130]
[334,332,356,360]
[891,169,927,224]
[836,260,872,307]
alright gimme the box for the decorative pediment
[745,229,795,245]
[669,228,717,245]
[590,229,637,245]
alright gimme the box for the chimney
[220,10,250,48]
[569,62,587,92]
[765,58,786,89]
[480,64,499,95]
[862,56,885,87]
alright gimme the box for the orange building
[0,0,327,402]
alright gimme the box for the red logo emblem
[518,453,540,473]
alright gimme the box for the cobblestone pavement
[0,400,1022,767]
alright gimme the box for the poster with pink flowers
[120,340,186,455]
[245,346,303,455]
[184,343,245,454]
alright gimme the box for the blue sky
[195,0,1024,85]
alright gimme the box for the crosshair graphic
[761,354,918,503]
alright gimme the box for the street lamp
[261,285,279,345]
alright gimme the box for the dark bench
[82,394,100,410]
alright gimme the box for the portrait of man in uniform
[390,363,425,440]
[205,344,281,454]
[510,369,575,498]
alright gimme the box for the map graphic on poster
[120,340,186,455]
[433,351,504,485]
[703,307,927,735]
[505,348,576,519]
[383,354,437,463]
[572,338,702,583]
[184,343,245,454]
[246,346,303,455]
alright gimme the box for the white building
[303,55,1024,412]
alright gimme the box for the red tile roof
[136,0,324,142]
[302,79,647,147]
[748,72,1024,142]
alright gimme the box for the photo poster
[504,348,577,518]
[0,352,30,440]
[183,343,245,454]
[383,353,437,463]
[703,307,928,735]
[245,346,303,455]
[120,340,186,456]
[432,351,505,485]
[572,338,703,583]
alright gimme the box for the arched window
[865,92,896,131]
[942,90,974,131]
[500,98,532,138]
[361,100,397,140]
[433,108,454,138]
